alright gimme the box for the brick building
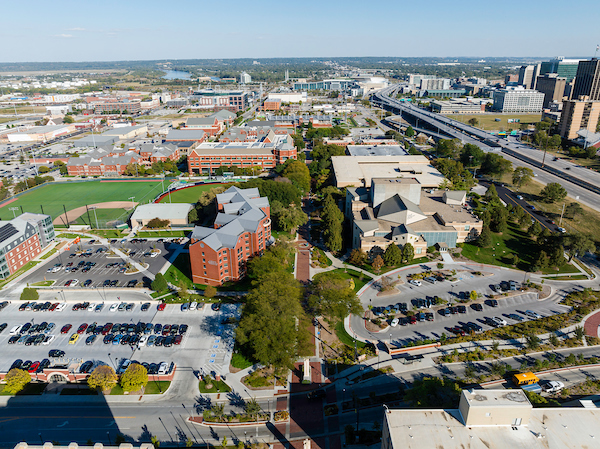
[94,101,142,115]
[189,186,272,286]
[0,213,54,279]
[187,134,296,174]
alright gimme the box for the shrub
[120,363,148,392]
[4,369,31,394]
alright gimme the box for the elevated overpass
[372,86,600,197]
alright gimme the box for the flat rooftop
[347,145,407,157]
[420,191,481,223]
[384,407,600,449]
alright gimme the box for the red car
[174,335,182,345]
[409,315,417,324]
[49,303,59,311]
[102,323,113,335]
[28,361,40,373]
[61,324,72,334]
[157,303,166,311]
[162,324,171,336]
[77,323,88,334]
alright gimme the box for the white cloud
[54,34,73,38]
[67,27,86,31]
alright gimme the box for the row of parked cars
[18,302,66,312]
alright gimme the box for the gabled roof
[377,194,422,220]
[354,220,380,234]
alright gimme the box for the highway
[372,86,600,212]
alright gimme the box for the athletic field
[157,183,231,204]
[0,180,163,221]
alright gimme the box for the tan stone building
[559,97,600,140]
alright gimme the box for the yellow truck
[513,372,539,386]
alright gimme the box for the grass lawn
[497,172,600,240]
[73,208,130,226]
[231,352,254,370]
[144,381,171,394]
[0,383,47,395]
[157,183,230,203]
[40,246,58,259]
[335,321,366,349]
[136,230,188,237]
[199,379,231,393]
[547,275,589,280]
[56,233,84,239]
[89,229,127,239]
[447,113,541,131]
[31,280,55,287]
[352,257,429,275]
[0,180,163,221]
[313,268,370,293]
[271,229,295,241]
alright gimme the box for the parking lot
[0,296,238,377]
[352,265,572,344]
[25,239,179,289]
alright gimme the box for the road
[372,86,600,212]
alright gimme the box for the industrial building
[130,203,194,228]
[431,99,485,114]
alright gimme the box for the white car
[158,362,168,375]
[190,301,197,311]
[42,335,55,345]
[409,279,422,287]
[557,227,566,233]
[150,252,159,258]
[390,318,399,327]
[9,325,22,335]
[87,303,96,311]
[492,317,507,326]
[516,195,523,200]
[117,359,131,374]
[109,303,119,312]
[138,335,148,347]
[70,279,79,287]
[55,303,66,312]
[542,380,564,393]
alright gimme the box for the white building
[240,72,252,84]
[492,87,545,113]
[420,78,451,91]
[267,92,307,103]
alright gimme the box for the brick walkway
[296,228,311,283]
[584,310,600,337]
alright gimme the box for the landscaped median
[188,409,289,426]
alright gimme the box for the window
[464,225,470,231]
[416,248,422,254]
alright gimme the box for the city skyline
[1,0,599,62]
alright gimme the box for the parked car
[409,279,422,287]
[69,333,79,344]
[525,310,542,319]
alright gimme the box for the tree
[20,287,39,302]
[245,397,262,421]
[564,202,584,219]
[204,285,217,299]
[383,243,402,266]
[270,201,308,233]
[533,250,548,270]
[469,290,478,301]
[4,369,31,394]
[348,248,367,266]
[401,243,415,263]
[540,182,567,203]
[484,183,498,202]
[237,264,309,370]
[460,143,484,167]
[146,217,170,229]
[308,271,362,324]
[525,333,540,350]
[468,118,479,127]
[479,153,512,179]
[38,166,50,174]
[151,273,168,293]
[512,167,534,189]
[372,255,384,273]
[528,221,542,238]
[177,280,189,300]
[434,158,475,190]
[321,195,344,253]
[564,233,596,262]
[478,225,492,247]
[63,115,74,124]
[405,126,415,137]
[282,160,311,193]
[120,363,148,392]
[209,403,225,422]
[87,365,118,392]
[436,139,462,159]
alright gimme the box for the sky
[1,0,599,62]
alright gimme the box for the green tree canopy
[348,248,367,266]
[540,182,567,203]
[460,143,484,167]
[151,273,168,293]
[563,233,596,262]
[282,160,311,193]
[402,243,415,263]
[308,271,362,324]
[270,200,308,232]
[512,166,534,189]
[321,195,344,253]
[564,202,584,219]
[478,225,492,247]
[480,153,512,179]
[383,243,402,266]
[405,126,415,137]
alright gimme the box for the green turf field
[0,180,163,221]
[446,113,541,131]
[157,183,231,204]
[73,208,130,225]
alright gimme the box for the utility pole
[129,197,135,210]
[559,203,566,226]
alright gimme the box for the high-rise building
[518,64,541,89]
[559,97,600,140]
[540,57,584,82]
[571,59,600,101]
[240,72,251,84]
[536,74,567,108]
